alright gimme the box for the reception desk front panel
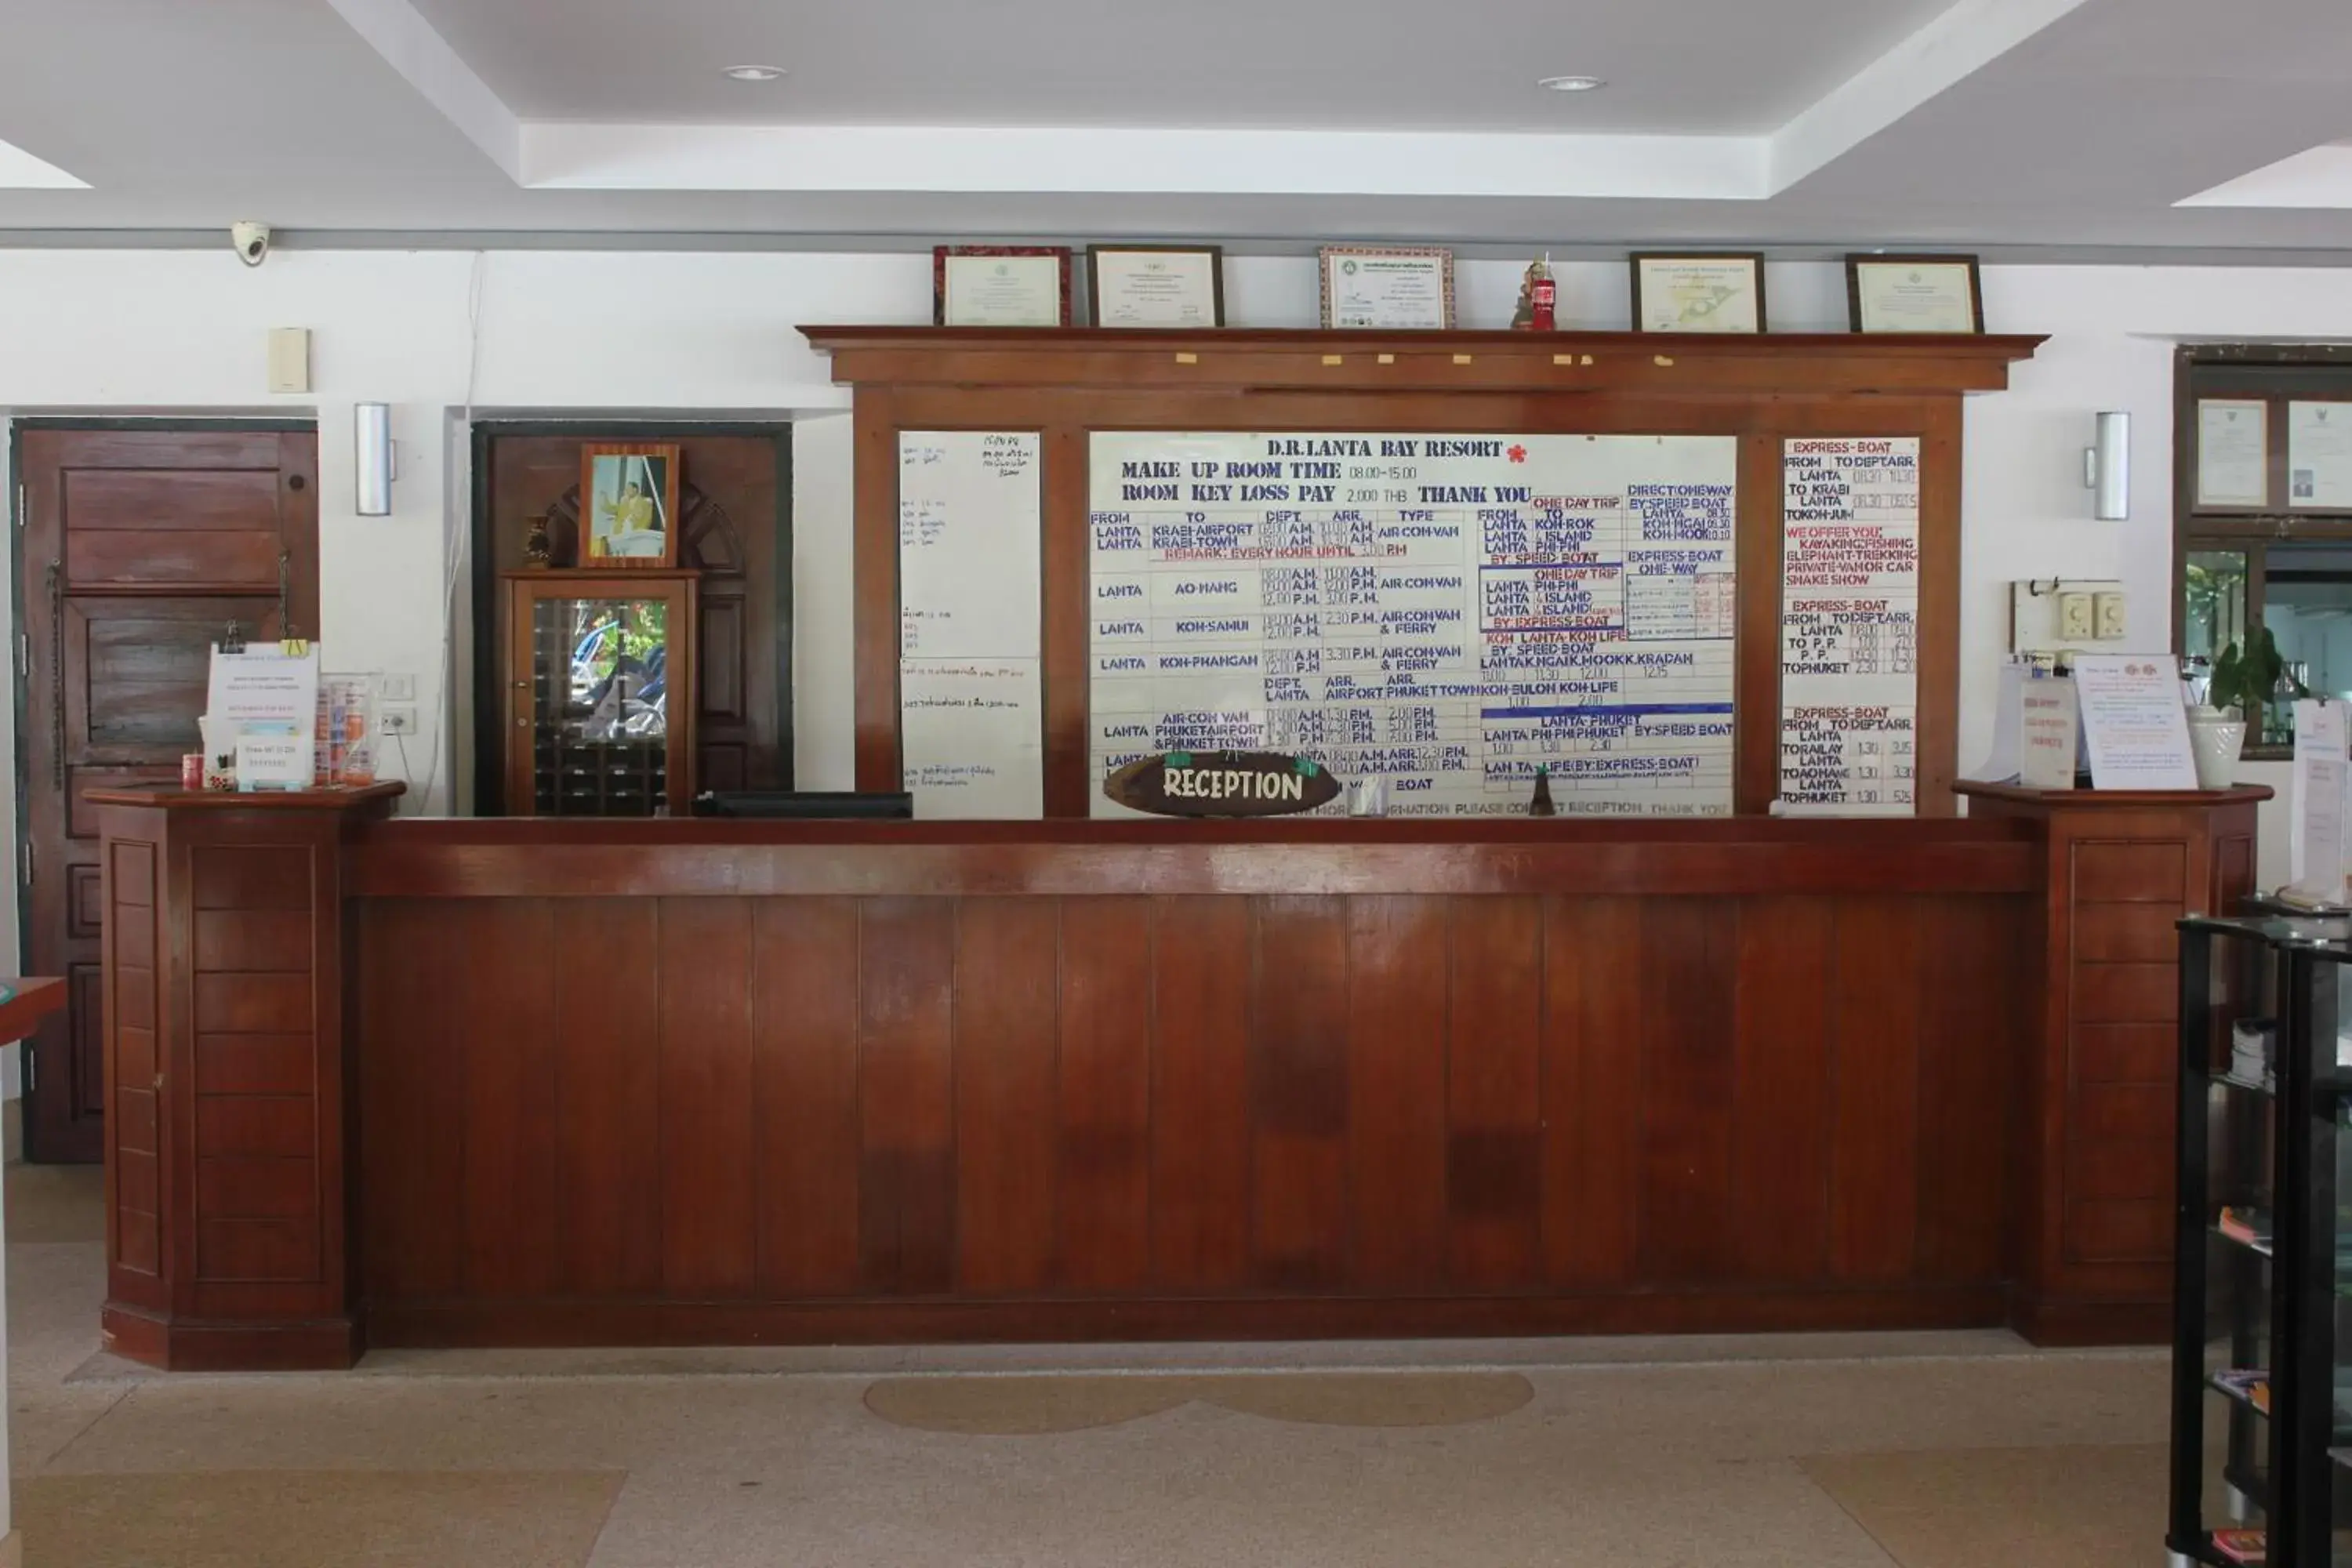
[94,798,2263,1367]
[351,834,2027,1345]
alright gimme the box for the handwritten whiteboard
[1088,431,1738,818]
[898,431,1044,818]
[1778,437,1920,816]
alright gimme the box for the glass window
[2186,549,2249,665]
[2263,543,2352,708]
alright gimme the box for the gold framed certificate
[1319,245,1454,330]
[1087,245,1224,328]
[1630,252,1766,334]
[934,246,1073,327]
[1846,253,1984,334]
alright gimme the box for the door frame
[467,419,794,815]
[7,416,316,1156]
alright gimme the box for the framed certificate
[2195,398,2270,509]
[1846,253,1984,334]
[934,246,1073,328]
[2290,401,2352,509]
[1629,252,1766,334]
[1319,245,1454,330]
[1087,245,1224,328]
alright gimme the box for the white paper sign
[2292,699,2352,902]
[900,659,1043,820]
[2198,400,2269,508]
[206,644,319,729]
[898,431,1042,660]
[2291,402,2352,510]
[207,644,319,786]
[1087,431,1738,818]
[2019,680,2080,790]
[1778,437,1921,816]
[2073,655,2198,791]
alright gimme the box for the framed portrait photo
[579,443,681,569]
[1087,245,1225,328]
[1846,253,1985,334]
[1629,252,1766,334]
[934,246,1074,327]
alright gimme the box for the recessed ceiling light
[1538,75,1606,93]
[723,64,786,82]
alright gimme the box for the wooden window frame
[2172,345,2352,757]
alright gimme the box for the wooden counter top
[345,812,2038,898]
[86,782,406,811]
[1956,781,2274,809]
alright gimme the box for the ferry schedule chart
[1087,431,1739,818]
[1778,437,1922,816]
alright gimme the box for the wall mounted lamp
[2084,412,2129,521]
[355,402,395,517]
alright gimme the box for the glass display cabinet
[2172,913,2352,1566]
[503,570,697,818]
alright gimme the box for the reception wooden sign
[1104,751,1341,818]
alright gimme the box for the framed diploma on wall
[1319,245,1454,329]
[2194,399,2270,510]
[1087,245,1224,328]
[1846,254,1985,335]
[934,246,1074,327]
[1630,252,1766,333]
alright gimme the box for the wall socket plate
[381,706,418,735]
[379,672,416,702]
[2011,579,2131,655]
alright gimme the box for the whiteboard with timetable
[1087,431,1739,818]
[897,431,1044,818]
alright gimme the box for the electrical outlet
[379,672,416,702]
[381,706,418,735]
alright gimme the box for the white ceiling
[403,0,1952,134]
[0,0,2347,254]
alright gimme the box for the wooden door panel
[70,532,285,592]
[68,597,281,760]
[18,426,318,1163]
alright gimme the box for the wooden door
[474,426,790,812]
[17,426,319,1163]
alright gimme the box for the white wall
[2,249,2345,916]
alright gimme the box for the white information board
[1087,431,1738,817]
[898,431,1044,818]
[1778,437,1921,816]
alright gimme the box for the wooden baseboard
[369,1283,2009,1352]
[2009,1292,2170,1347]
[103,1303,361,1372]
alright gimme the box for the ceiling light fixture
[1538,75,1606,93]
[723,64,786,82]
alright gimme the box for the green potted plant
[2197,627,2306,782]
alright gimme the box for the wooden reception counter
[91,784,2263,1369]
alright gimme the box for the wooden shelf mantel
[800,325,2048,396]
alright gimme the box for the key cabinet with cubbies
[502,570,698,818]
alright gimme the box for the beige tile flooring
[3,1163,2183,1566]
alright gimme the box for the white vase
[2186,710,2246,790]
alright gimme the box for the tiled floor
[4,1163,2180,1566]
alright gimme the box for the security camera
[231,222,270,267]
